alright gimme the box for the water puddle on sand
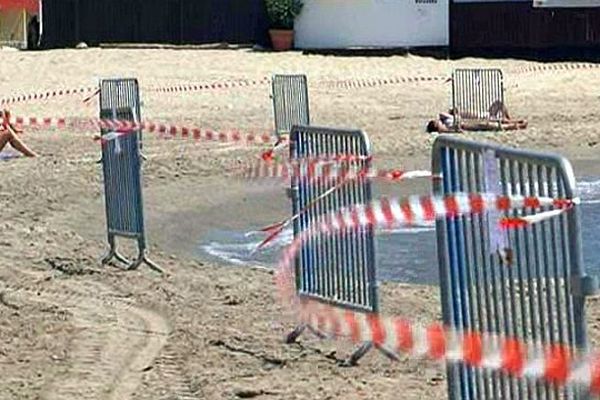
[199,178,600,285]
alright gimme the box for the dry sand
[1,49,600,399]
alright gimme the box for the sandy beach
[1,48,600,399]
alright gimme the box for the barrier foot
[307,325,328,339]
[342,342,373,367]
[101,249,115,265]
[375,344,400,361]
[142,255,164,274]
[285,324,306,344]
[114,251,130,265]
[128,253,164,274]
[101,248,130,266]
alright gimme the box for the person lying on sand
[0,110,37,157]
[426,101,528,133]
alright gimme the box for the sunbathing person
[426,101,527,133]
[0,110,37,157]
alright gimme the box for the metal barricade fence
[286,125,385,365]
[99,78,161,273]
[432,136,596,400]
[272,74,310,139]
[452,69,505,129]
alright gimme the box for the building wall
[41,0,270,49]
[294,0,449,49]
[451,1,600,53]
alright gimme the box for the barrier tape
[3,61,598,107]
[243,157,433,184]
[514,63,600,74]
[252,162,434,250]
[0,115,276,146]
[320,75,449,89]
[274,193,593,391]
[145,77,271,93]
[0,77,271,107]
[514,62,600,75]
[276,193,575,303]
[0,86,97,106]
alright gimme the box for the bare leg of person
[0,131,11,153]
[3,129,37,157]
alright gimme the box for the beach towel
[0,150,20,161]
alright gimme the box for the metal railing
[99,78,161,273]
[432,135,596,400]
[272,74,310,140]
[286,125,386,365]
[452,69,505,129]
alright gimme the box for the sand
[1,48,600,399]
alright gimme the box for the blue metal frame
[433,135,594,400]
[99,78,161,273]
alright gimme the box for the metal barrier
[451,69,505,129]
[99,78,161,273]
[286,125,389,365]
[432,136,597,400]
[271,74,310,140]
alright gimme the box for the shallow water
[199,178,600,285]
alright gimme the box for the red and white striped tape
[0,74,447,107]
[0,115,276,146]
[273,192,596,391]
[251,161,434,250]
[0,86,97,106]
[514,62,600,75]
[0,77,270,106]
[243,157,433,184]
[291,299,600,392]
[320,75,449,89]
[276,193,575,304]
[146,77,271,93]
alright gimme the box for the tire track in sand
[2,277,173,400]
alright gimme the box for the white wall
[294,0,449,49]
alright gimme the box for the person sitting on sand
[426,100,528,133]
[0,110,37,157]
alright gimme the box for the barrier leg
[102,236,162,273]
[101,235,120,265]
[126,241,163,273]
[285,324,307,344]
[342,342,400,367]
[114,251,130,265]
[343,342,373,366]
[375,344,400,361]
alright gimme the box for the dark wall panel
[41,0,269,48]
[451,2,600,55]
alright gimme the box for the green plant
[265,0,304,30]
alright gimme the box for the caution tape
[3,61,598,107]
[0,77,271,107]
[0,115,275,146]
[0,86,98,106]
[251,163,434,250]
[0,73,448,107]
[276,192,575,302]
[145,77,271,93]
[514,62,600,75]
[243,157,433,184]
[274,193,594,392]
[319,75,449,89]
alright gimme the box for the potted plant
[265,0,304,51]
